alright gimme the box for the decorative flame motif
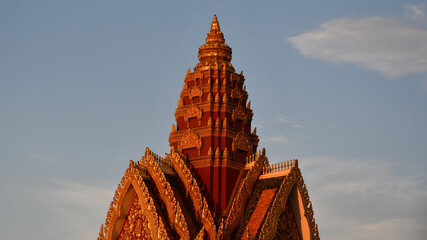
[257,166,320,240]
[232,104,247,121]
[191,87,203,98]
[272,202,302,240]
[184,104,202,121]
[142,149,190,240]
[232,131,252,152]
[98,160,170,240]
[118,195,150,240]
[179,129,201,150]
[170,149,217,240]
[231,87,244,100]
[223,150,267,239]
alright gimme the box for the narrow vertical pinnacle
[211,15,220,32]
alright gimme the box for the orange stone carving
[184,104,202,121]
[232,131,252,152]
[190,86,203,98]
[179,129,201,150]
[232,104,247,121]
[118,195,150,240]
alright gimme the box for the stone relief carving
[232,131,252,152]
[179,129,202,150]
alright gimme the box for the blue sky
[1,1,426,239]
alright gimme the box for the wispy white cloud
[300,156,427,240]
[276,113,303,128]
[288,16,427,78]
[0,178,114,240]
[405,3,426,22]
[44,179,113,240]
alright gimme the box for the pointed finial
[215,117,220,127]
[222,93,228,102]
[215,147,221,158]
[215,92,220,102]
[196,15,233,71]
[223,147,229,157]
[211,15,220,32]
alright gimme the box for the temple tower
[169,15,259,214]
[99,15,319,240]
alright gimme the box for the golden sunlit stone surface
[98,15,319,240]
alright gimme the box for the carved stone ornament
[232,131,252,152]
[272,202,301,240]
[98,160,170,240]
[142,153,190,240]
[257,167,320,240]
[232,105,247,121]
[170,150,216,240]
[179,129,202,150]
[231,87,244,100]
[223,150,267,240]
[118,196,150,240]
[190,86,203,98]
[184,104,202,122]
[194,71,203,79]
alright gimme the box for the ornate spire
[196,15,234,71]
[210,15,220,33]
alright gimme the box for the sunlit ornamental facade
[98,15,319,240]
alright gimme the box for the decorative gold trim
[117,195,150,239]
[195,227,205,240]
[223,149,267,240]
[179,129,202,151]
[170,148,217,240]
[231,87,244,101]
[232,131,252,152]
[232,105,247,122]
[184,104,202,122]
[142,148,190,240]
[257,164,319,240]
[98,160,170,240]
[190,86,203,99]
